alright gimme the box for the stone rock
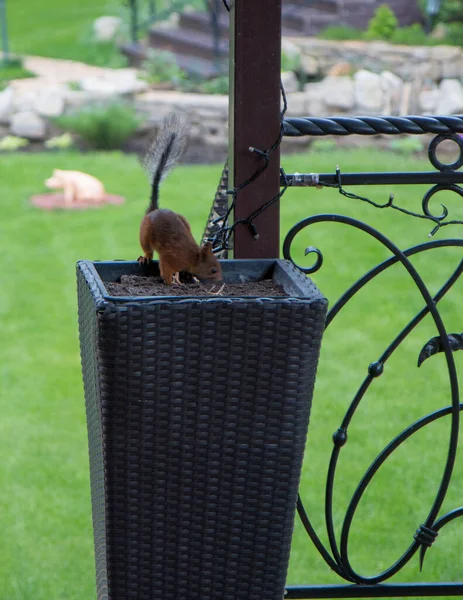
[354,69,383,112]
[34,85,67,117]
[319,76,355,112]
[281,71,299,94]
[285,92,308,117]
[92,16,122,42]
[282,39,303,69]
[300,54,319,78]
[380,70,403,115]
[327,62,353,77]
[79,70,148,96]
[435,79,463,115]
[419,88,440,113]
[10,111,47,140]
[13,90,37,113]
[0,87,14,125]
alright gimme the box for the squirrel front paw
[137,255,151,265]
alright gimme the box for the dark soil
[105,274,287,297]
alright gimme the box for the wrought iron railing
[281,116,463,598]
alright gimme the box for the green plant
[281,47,302,73]
[0,135,29,151]
[389,137,424,155]
[389,23,430,45]
[444,21,463,44]
[365,4,398,40]
[44,133,74,150]
[68,81,82,91]
[199,75,229,95]
[55,103,141,150]
[319,24,363,41]
[80,24,128,68]
[440,0,463,23]
[141,49,187,86]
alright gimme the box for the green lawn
[0,148,462,599]
[6,1,112,60]
[5,0,204,63]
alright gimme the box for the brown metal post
[228,0,282,259]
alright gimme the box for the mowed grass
[0,148,462,599]
[5,0,204,62]
[6,1,111,60]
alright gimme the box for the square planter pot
[77,259,327,600]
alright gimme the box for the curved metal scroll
[283,215,462,584]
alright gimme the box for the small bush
[198,75,229,95]
[444,21,463,44]
[319,25,363,41]
[141,49,187,86]
[389,23,430,45]
[55,103,141,150]
[281,48,302,72]
[439,0,463,24]
[0,135,29,152]
[44,133,74,150]
[82,39,128,69]
[365,4,398,40]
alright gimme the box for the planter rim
[77,258,325,307]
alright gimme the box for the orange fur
[138,208,222,285]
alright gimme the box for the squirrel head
[192,243,223,282]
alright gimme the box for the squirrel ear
[201,242,213,256]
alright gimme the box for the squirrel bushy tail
[141,113,190,214]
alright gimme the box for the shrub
[365,4,398,40]
[141,49,187,86]
[76,20,128,69]
[281,47,302,72]
[55,103,141,150]
[389,23,430,45]
[0,135,29,151]
[444,21,463,44]
[440,0,463,24]
[319,25,363,41]
[44,133,74,150]
[198,75,229,95]
[81,38,128,69]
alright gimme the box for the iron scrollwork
[283,217,463,594]
[281,114,463,598]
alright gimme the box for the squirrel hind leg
[159,260,174,286]
[172,272,183,285]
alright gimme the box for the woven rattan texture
[77,263,327,600]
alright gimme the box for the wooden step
[286,0,339,13]
[282,6,340,34]
[148,26,229,61]
[179,11,230,38]
[120,43,223,79]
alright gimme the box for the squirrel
[138,114,222,285]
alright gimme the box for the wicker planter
[77,259,327,600]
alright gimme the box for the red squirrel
[138,114,222,285]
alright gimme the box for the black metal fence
[281,119,463,598]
